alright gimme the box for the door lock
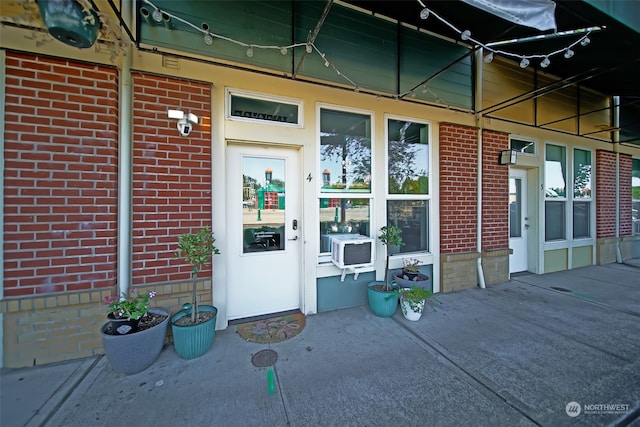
[292,219,298,230]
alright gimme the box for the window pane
[573,201,590,238]
[387,200,429,252]
[511,138,535,154]
[320,109,371,193]
[509,178,522,238]
[545,144,566,198]
[319,198,370,253]
[231,94,299,124]
[242,157,285,253]
[573,149,592,198]
[545,201,565,241]
[387,119,429,194]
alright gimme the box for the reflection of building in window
[257,184,284,210]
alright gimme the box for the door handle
[288,236,299,241]
[524,224,529,230]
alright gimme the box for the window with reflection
[573,148,592,239]
[320,109,371,193]
[545,144,567,241]
[242,157,285,253]
[511,138,536,155]
[319,198,371,252]
[386,118,430,253]
[319,108,372,255]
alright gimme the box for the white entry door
[509,169,529,273]
[227,144,302,319]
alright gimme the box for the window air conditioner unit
[330,234,375,269]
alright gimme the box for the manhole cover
[551,286,572,292]
[251,349,278,367]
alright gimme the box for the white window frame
[510,136,537,156]
[316,103,375,265]
[384,114,433,257]
[571,146,594,241]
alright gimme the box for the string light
[140,0,597,103]
[416,0,597,70]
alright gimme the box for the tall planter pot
[367,281,398,318]
[101,307,169,375]
[171,305,217,360]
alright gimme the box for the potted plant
[393,258,430,289]
[171,226,220,359]
[101,289,169,375]
[398,286,438,321]
[367,225,404,317]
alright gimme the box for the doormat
[237,313,305,344]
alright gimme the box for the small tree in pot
[367,224,404,317]
[377,224,404,291]
[172,226,220,359]
[174,226,220,324]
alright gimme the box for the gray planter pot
[392,271,430,290]
[101,307,169,375]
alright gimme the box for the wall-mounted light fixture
[499,149,517,165]
[168,110,198,136]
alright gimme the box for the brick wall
[596,150,617,238]
[1,55,214,367]
[439,123,478,253]
[481,129,509,251]
[3,52,119,297]
[619,154,632,237]
[131,73,212,285]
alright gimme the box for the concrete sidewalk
[2,262,639,427]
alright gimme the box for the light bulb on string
[519,57,530,68]
[246,46,254,58]
[152,9,163,22]
[484,51,494,63]
[461,30,471,41]
[420,8,429,20]
[580,37,590,47]
[280,47,287,55]
[305,44,312,53]
[564,48,574,59]
[540,57,550,68]
[203,33,213,45]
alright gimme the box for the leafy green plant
[175,226,220,323]
[398,286,441,314]
[104,289,156,320]
[402,258,421,273]
[377,225,404,291]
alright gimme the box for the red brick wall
[481,130,509,250]
[3,52,118,297]
[439,123,478,253]
[596,150,617,238]
[131,74,212,285]
[619,154,632,236]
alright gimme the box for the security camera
[168,110,199,136]
[177,118,192,136]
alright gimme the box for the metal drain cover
[551,286,572,292]
[251,349,278,367]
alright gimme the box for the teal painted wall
[317,264,434,312]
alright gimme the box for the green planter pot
[101,307,169,375]
[367,281,398,318]
[171,305,217,360]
